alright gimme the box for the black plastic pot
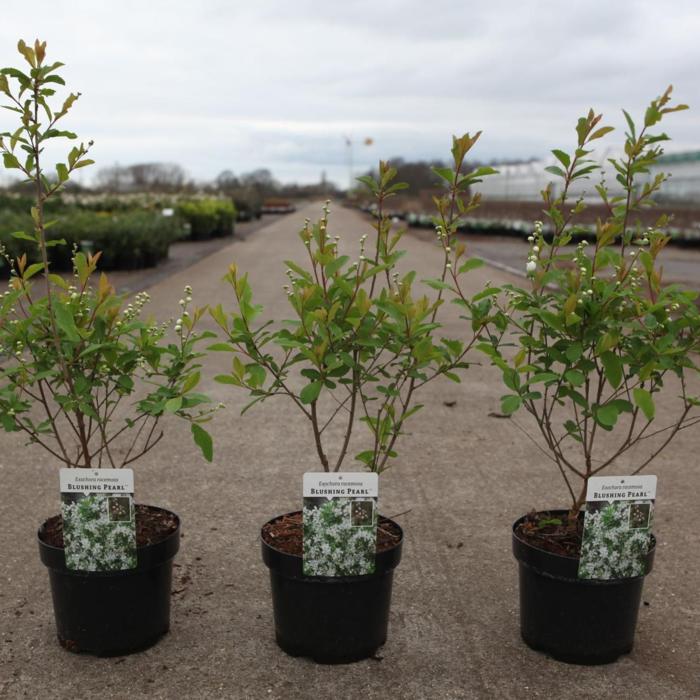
[512,510,655,665]
[38,505,180,656]
[261,511,403,664]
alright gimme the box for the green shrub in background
[176,198,236,240]
[0,209,182,271]
[231,188,262,221]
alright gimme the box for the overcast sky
[1,0,698,187]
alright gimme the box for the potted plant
[0,40,215,655]
[211,141,500,662]
[488,88,699,664]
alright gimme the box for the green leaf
[500,395,521,414]
[164,397,182,413]
[432,166,455,184]
[597,332,618,352]
[565,343,582,363]
[191,423,213,462]
[564,370,585,387]
[44,74,66,86]
[182,371,200,393]
[283,259,313,282]
[53,302,80,341]
[300,381,322,404]
[545,165,566,178]
[589,126,615,141]
[472,286,500,302]
[502,368,520,391]
[464,166,499,181]
[633,388,655,421]
[2,153,20,169]
[355,450,376,466]
[551,149,570,168]
[214,374,240,385]
[595,403,619,428]
[48,273,69,289]
[600,351,623,389]
[457,258,484,274]
[356,175,378,192]
[325,255,349,277]
[11,230,35,242]
[246,364,266,388]
[423,278,453,291]
[23,262,44,280]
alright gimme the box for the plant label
[302,472,378,577]
[578,475,656,580]
[59,468,137,572]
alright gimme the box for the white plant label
[302,472,379,577]
[59,468,137,572]
[578,475,656,581]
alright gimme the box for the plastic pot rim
[38,503,181,575]
[260,509,404,580]
[512,509,656,582]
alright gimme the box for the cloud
[0,0,697,185]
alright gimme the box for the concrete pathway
[0,202,698,699]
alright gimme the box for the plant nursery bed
[262,510,402,556]
[515,510,585,558]
[40,504,178,549]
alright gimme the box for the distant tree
[95,162,189,192]
[359,157,488,197]
[390,158,445,191]
[215,169,240,192]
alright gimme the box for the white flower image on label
[61,492,137,572]
[578,500,653,580]
[302,498,377,577]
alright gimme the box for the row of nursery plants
[0,208,183,270]
[0,184,254,221]
[63,189,260,222]
[363,200,700,247]
[0,195,241,273]
[1,41,698,665]
[175,197,237,239]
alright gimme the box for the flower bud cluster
[526,221,544,274]
[123,291,151,321]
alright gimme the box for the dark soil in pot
[38,504,180,656]
[512,510,655,665]
[261,511,403,664]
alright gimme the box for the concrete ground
[401,227,700,292]
[101,213,286,295]
[0,202,698,699]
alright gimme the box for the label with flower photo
[578,475,656,580]
[59,468,137,572]
[302,472,378,577]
